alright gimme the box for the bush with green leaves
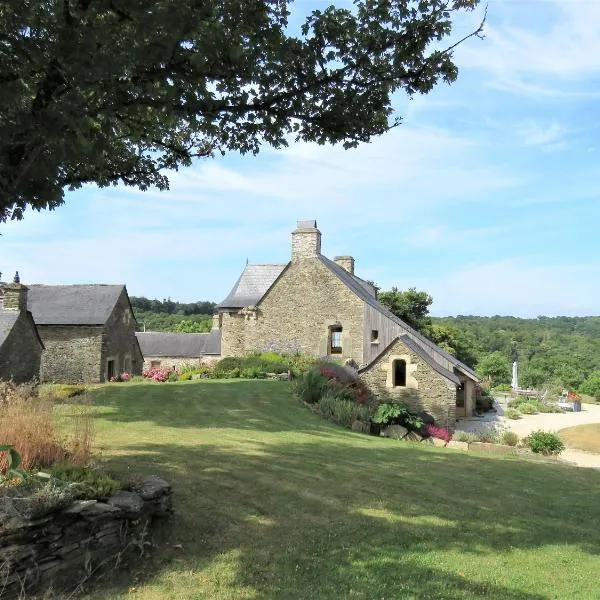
[505,408,522,420]
[372,402,424,431]
[537,402,564,414]
[525,431,565,456]
[518,403,539,415]
[317,392,373,429]
[49,465,121,500]
[493,383,512,392]
[501,430,519,447]
[292,369,329,405]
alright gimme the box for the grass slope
[81,381,600,600]
[559,423,600,453]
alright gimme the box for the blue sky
[2,0,599,317]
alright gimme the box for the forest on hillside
[130,295,600,396]
[433,315,600,392]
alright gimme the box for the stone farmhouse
[136,326,221,371]
[0,275,44,383]
[216,220,479,428]
[26,284,143,383]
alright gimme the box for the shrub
[424,424,452,443]
[213,356,243,374]
[452,430,479,443]
[518,402,539,415]
[317,392,372,429]
[505,408,522,420]
[537,402,564,414]
[0,383,94,472]
[49,465,121,500]
[167,370,179,382]
[501,430,519,446]
[525,430,565,455]
[493,383,512,392]
[509,395,539,408]
[292,369,329,404]
[475,426,501,444]
[372,402,423,431]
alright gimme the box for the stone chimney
[291,220,321,261]
[212,313,221,330]
[2,272,28,312]
[334,256,355,275]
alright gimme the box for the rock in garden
[381,425,408,440]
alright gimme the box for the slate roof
[217,264,287,309]
[136,330,221,357]
[319,256,478,381]
[27,285,125,325]
[0,310,18,348]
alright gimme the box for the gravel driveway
[456,400,600,469]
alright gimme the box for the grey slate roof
[217,264,287,309]
[0,310,18,348]
[27,285,125,325]
[136,330,221,357]
[319,256,478,381]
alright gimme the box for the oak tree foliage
[0,0,482,220]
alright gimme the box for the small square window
[371,330,379,343]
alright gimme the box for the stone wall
[360,338,458,430]
[38,325,104,383]
[0,476,172,600]
[101,290,143,380]
[142,355,219,371]
[220,257,365,363]
[0,313,43,383]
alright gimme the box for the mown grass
[71,380,600,600]
[559,423,600,453]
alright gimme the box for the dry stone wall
[0,476,172,600]
[221,258,365,363]
[360,338,458,430]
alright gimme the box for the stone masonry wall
[0,476,172,600]
[38,325,104,383]
[142,355,219,371]
[221,258,365,363]
[0,313,42,383]
[360,338,458,430]
[101,290,143,380]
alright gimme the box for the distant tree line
[377,288,600,396]
[130,296,216,316]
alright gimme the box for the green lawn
[77,380,600,600]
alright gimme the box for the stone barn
[136,328,221,371]
[27,285,143,383]
[0,277,44,383]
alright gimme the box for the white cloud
[457,0,600,96]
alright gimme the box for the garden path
[457,400,600,470]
